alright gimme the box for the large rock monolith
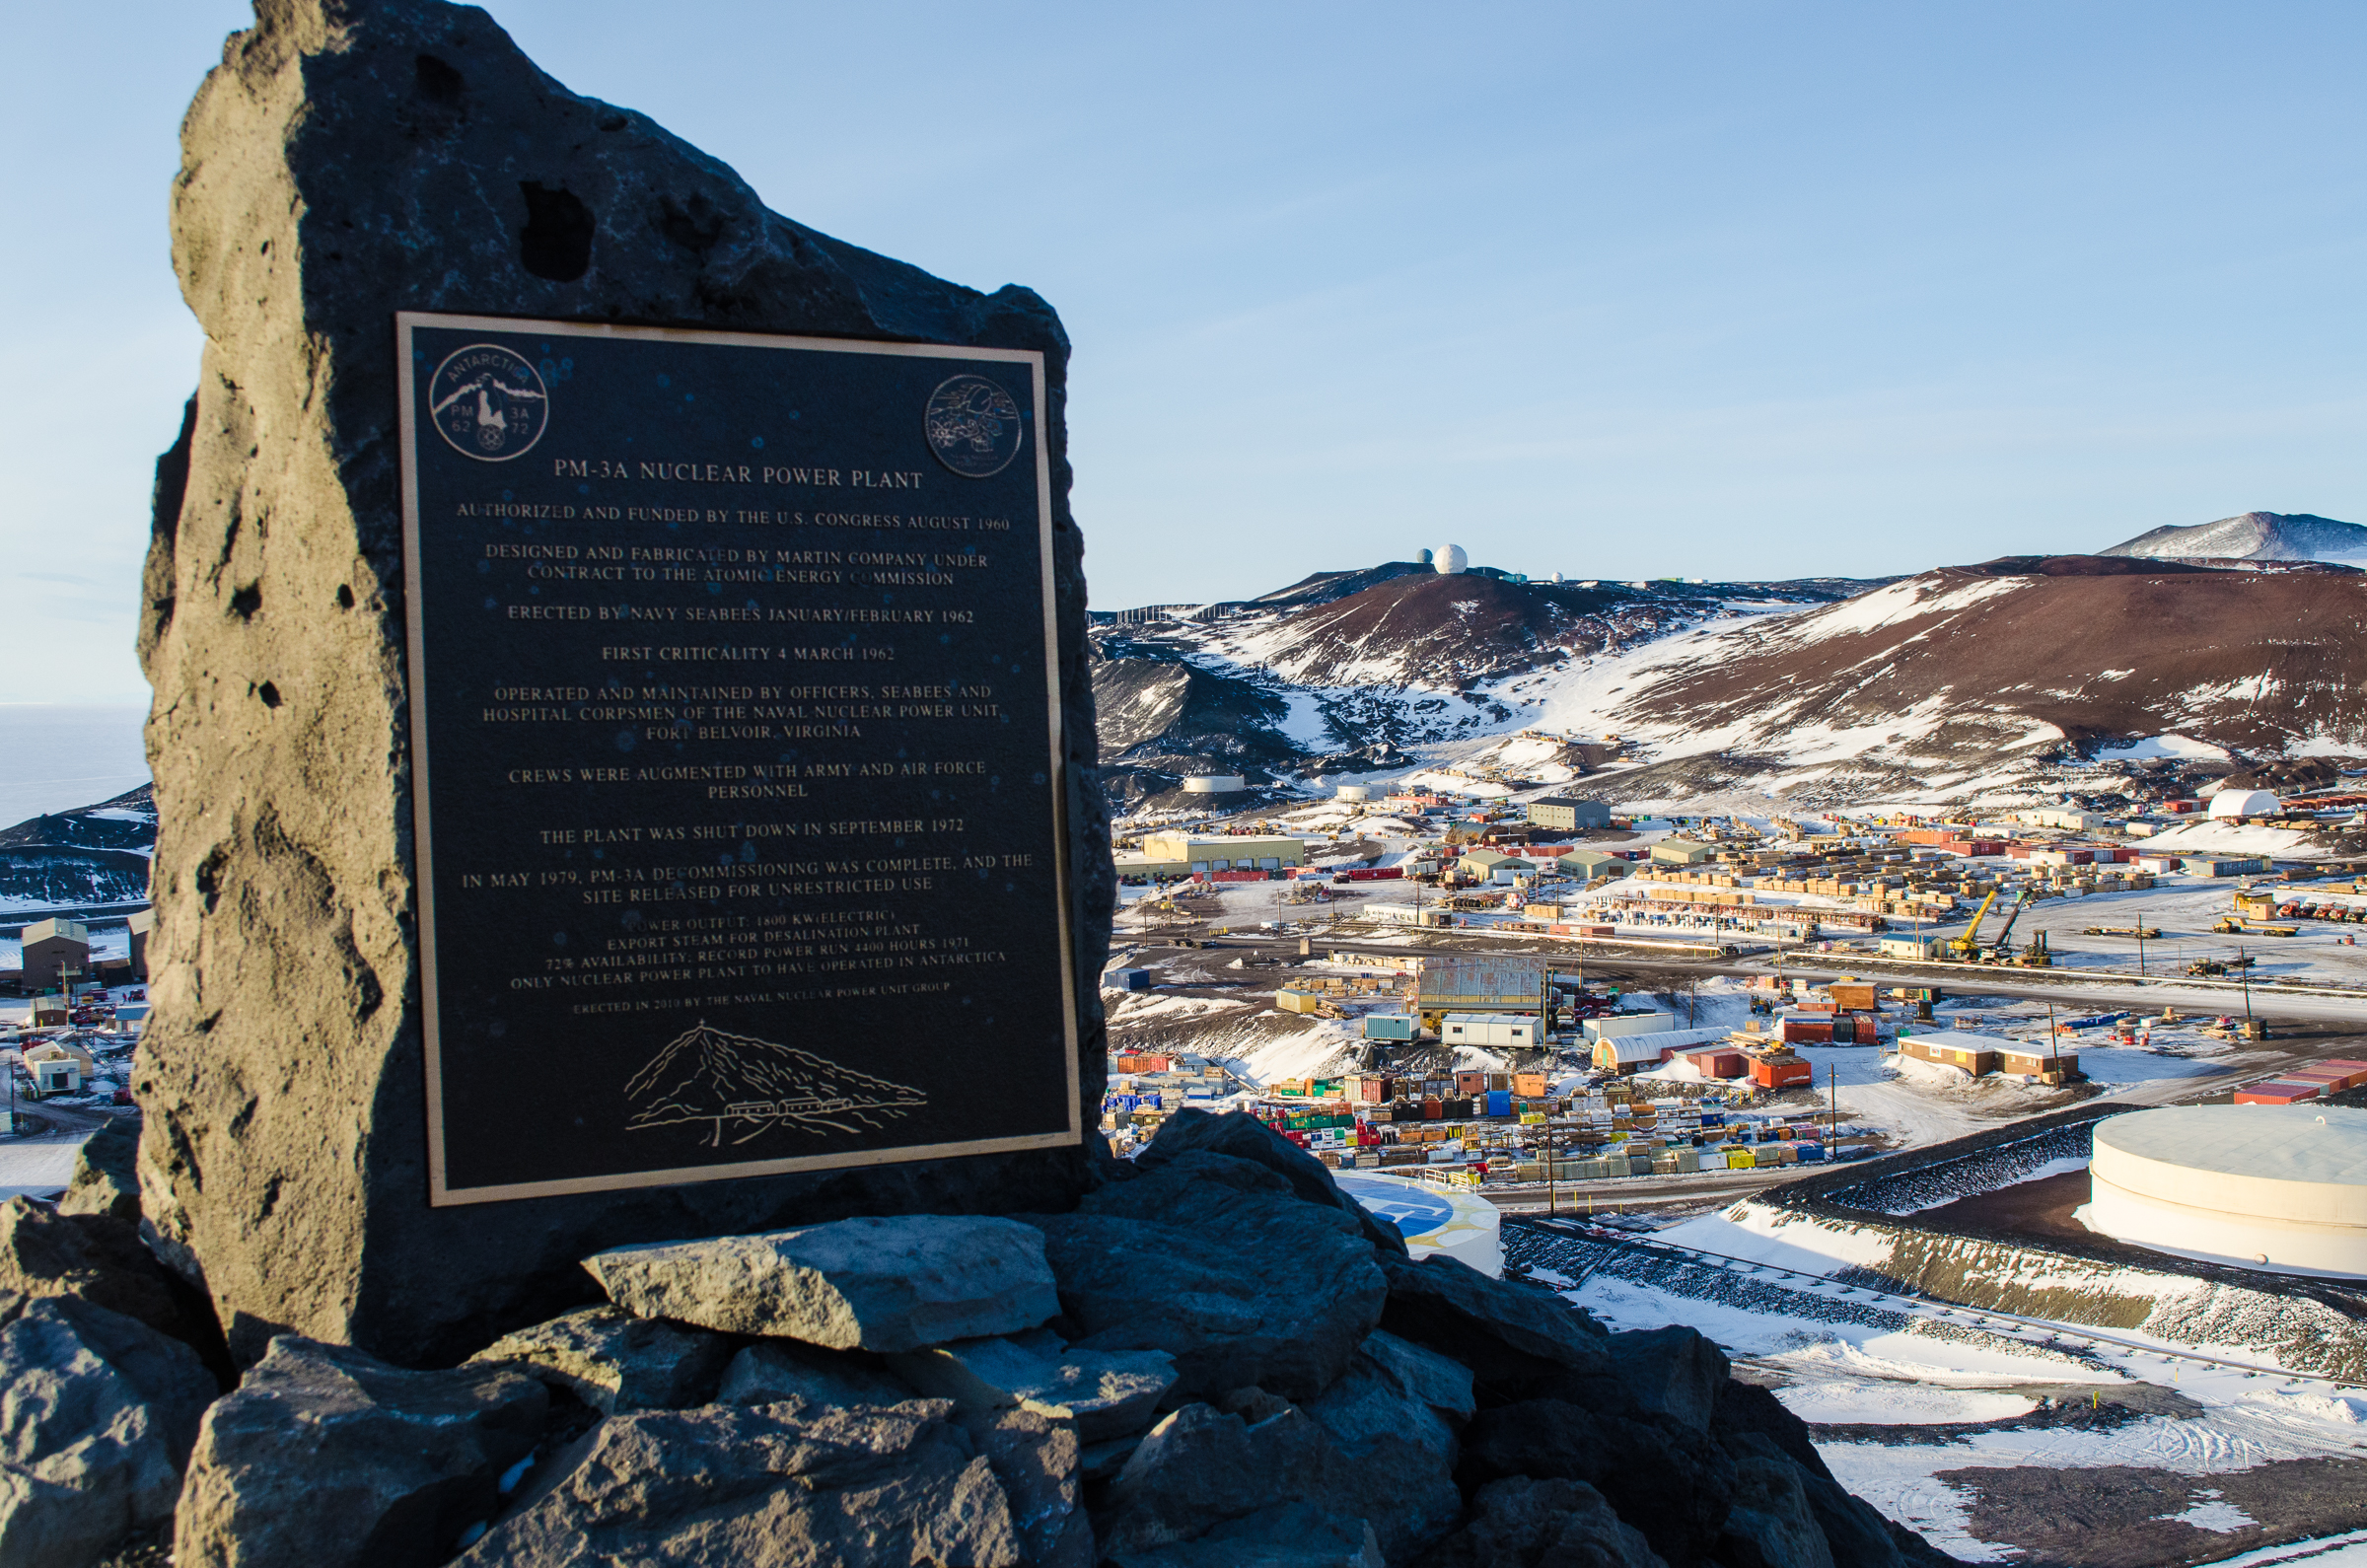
[139,0,1111,1366]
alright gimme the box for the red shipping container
[1782,1019,1834,1044]
[1421,1098,1445,1120]
[1454,1071,1485,1096]
[2316,1058,2367,1090]
[1751,1056,1814,1089]
[2234,1080,2322,1105]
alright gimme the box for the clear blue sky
[6,2,2366,702]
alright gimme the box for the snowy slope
[2101,511,2367,567]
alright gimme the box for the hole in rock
[256,681,281,709]
[229,583,261,619]
[335,585,355,609]
[415,53,466,106]
[519,182,594,281]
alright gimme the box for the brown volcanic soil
[1617,557,2367,758]
[1936,1457,2367,1568]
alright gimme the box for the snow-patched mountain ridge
[2100,511,2367,566]
[1093,553,2367,817]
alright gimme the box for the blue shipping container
[1363,1014,1417,1041]
[1486,1090,1512,1116]
[1117,968,1153,991]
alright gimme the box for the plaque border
[395,311,1082,1206]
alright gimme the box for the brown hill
[1607,556,2367,770]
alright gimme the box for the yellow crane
[1949,888,2001,959]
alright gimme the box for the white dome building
[2080,1105,2367,1277]
[2209,788,2281,820]
[1435,544,1468,576]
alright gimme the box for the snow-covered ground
[1521,1197,2367,1564]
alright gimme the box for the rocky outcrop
[716,1339,919,1409]
[0,1108,1957,1564]
[455,1397,1022,1567]
[56,1119,141,1223]
[468,1306,731,1415]
[0,1292,215,1566]
[174,1336,547,1568]
[585,1216,1061,1351]
[136,0,1110,1368]
[889,1327,1178,1441]
[1024,1150,1388,1401]
[0,1198,204,1350]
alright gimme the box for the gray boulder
[960,1405,1086,1566]
[0,1292,216,1568]
[1303,1331,1468,1560]
[890,1326,1177,1440]
[0,1198,196,1347]
[1109,1502,1386,1568]
[1134,1110,1407,1258]
[1378,1253,1614,1405]
[717,1339,917,1408]
[468,1305,731,1414]
[57,1120,141,1223]
[1457,1398,1740,1568]
[457,1396,1021,1566]
[1025,1153,1387,1401]
[1718,1436,1836,1568]
[174,1336,546,1568]
[1097,1402,1333,1559]
[586,1215,1059,1352]
[1607,1327,1729,1432]
[1415,1475,1667,1568]
[1711,1383,1925,1568]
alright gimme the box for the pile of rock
[0,1110,1950,1567]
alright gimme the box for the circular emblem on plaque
[428,343,550,462]
[923,375,1025,478]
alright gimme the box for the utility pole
[1827,1063,1839,1143]
[2047,1001,2058,1067]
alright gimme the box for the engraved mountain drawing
[623,1023,928,1146]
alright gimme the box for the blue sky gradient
[6,2,2364,700]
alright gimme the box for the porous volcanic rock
[137,0,1109,1366]
[466,1305,731,1415]
[1023,1150,1388,1401]
[889,1325,1177,1441]
[56,1118,140,1223]
[454,1396,1020,1567]
[584,1215,1060,1352]
[175,1336,546,1568]
[0,1293,216,1566]
[716,1339,918,1409]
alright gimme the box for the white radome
[2208,788,2281,820]
[1435,544,1468,575]
[2080,1105,2367,1277]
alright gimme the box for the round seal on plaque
[923,374,1024,478]
[427,343,550,462]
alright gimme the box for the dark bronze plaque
[396,313,1078,1204]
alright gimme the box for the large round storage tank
[1182,775,1248,794]
[2081,1105,2367,1277]
[1335,785,1371,803]
[2209,788,2281,820]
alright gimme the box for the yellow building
[1139,832,1307,876]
